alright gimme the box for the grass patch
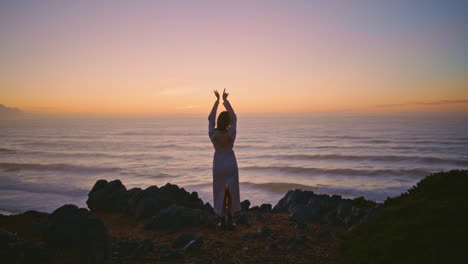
[340,170,468,264]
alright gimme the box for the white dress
[208,100,241,215]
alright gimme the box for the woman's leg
[222,184,230,216]
[225,184,232,214]
[224,184,236,229]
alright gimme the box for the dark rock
[235,214,249,225]
[336,200,353,219]
[203,202,214,214]
[249,205,260,211]
[19,211,50,237]
[130,186,164,218]
[22,210,49,218]
[260,203,272,213]
[87,179,208,218]
[126,183,206,218]
[240,200,251,211]
[331,194,342,200]
[289,204,320,222]
[45,204,111,264]
[273,189,316,213]
[87,179,128,212]
[146,205,214,232]
[307,194,338,213]
[172,234,198,248]
[323,210,342,226]
[181,238,204,253]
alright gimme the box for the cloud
[413,100,468,105]
[0,104,24,118]
[375,103,406,108]
[376,100,468,108]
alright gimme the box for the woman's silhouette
[208,88,241,229]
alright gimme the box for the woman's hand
[213,89,220,101]
[222,88,229,101]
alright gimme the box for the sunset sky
[1,0,467,115]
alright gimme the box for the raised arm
[222,89,237,141]
[208,90,220,142]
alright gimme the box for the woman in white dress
[208,89,241,229]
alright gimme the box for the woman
[208,88,241,229]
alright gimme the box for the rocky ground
[0,179,382,264]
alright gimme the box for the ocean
[1,113,467,214]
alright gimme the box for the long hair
[217,111,231,131]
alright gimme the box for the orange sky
[1,1,467,115]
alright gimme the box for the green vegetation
[340,170,468,264]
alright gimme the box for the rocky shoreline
[1,179,384,264]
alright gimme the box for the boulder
[45,204,111,264]
[273,189,316,213]
[288,204,320,222]
[273,188,381,225]
[86,179,128,212]
[249,206,260,211]
[240,200,251,211]
[260,203,272,213]
[203,202,214,215]
[125,183,206,218]
[145,204,214,232]
[336,199,353,220]
[307,194,339,213]
[87,179,209,218]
